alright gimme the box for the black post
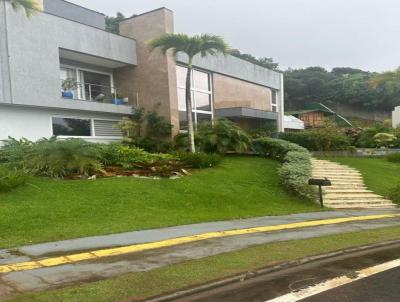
[318,185,324,208]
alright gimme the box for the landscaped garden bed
[0,118,321,248]
[0,156,321,249]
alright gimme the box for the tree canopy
[230,49,279,70]
[284,67,400,111]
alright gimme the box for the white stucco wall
[393,107,400,128]
[0,105,125,143]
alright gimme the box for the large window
[52,117,123,138]
[60,65,114,102]
[52,117,92,137]
[177,66,213,131]
[271,90,278,113]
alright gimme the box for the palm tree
[5,0,41,17]
[149,34,230,153]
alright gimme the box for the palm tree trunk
[186,58,196,153]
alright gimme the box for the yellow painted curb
[1,213,399,274]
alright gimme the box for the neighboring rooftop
[43,0,105,30]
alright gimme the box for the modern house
[0,0,285,143]
[288,103,352,129]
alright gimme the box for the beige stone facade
[114,9,179,135]
[213,74,273,111]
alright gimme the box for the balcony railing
[61,82,130,105]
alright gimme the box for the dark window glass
[179,111,196,131]
[52,117,91,136]
[272,90,277,105]
[82,71,112,101]
[197,113,212,124]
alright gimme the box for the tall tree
[105,12,126,34]
[149,34,230,153]
[6,0,41,17]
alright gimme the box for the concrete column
[0,1,12,104]
[277,73,285,132]
[114,8,179,136]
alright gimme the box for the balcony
[61,81,131,106]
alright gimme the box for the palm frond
[8,0,41,17]
[149,33,230,61]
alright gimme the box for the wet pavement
[302,267,400,302]
[0,210,400,301]
[168,243,400,302]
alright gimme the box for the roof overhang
[215,107,278,120]
[59,49,135,69]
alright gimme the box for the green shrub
[101,143,174,170]
[0,167,28,192]
[252,137,307,161]
[176,152,222,169]
[196,119,252,154]
[0,137,34,166]
[279,127,351,151]
[252,137,314,199]
[388,184,400,203]
[387,153,400,163]
[23,139,103,178]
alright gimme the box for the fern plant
[23,139,103,178]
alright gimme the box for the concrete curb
[141,239,400,302]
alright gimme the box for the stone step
[324,199,394,205]
[326,204,397,209]
[312,172,362,176]
[312,159,396,209]
[313,175,363,179]
[313,176,364,181]
[312,169,360,173]
[324,195,387,200]
[324,189,373,193]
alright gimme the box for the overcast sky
[68,0,400,72]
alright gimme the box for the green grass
[9,225,400,302]
[325,157,400,198]
[0,156,319,248]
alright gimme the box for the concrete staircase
[311,159,397,209]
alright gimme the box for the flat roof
[215,107,278,120]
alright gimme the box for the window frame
[50,115,123,139]
[60,64,115,101]
[176,65,214,131]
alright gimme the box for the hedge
[252,137,315,199]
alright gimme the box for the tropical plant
[279,122,351,151]
[195,119,252,154]
[22,139,103,178]
[117,106,173,153]
[373,133,396,148]
[61,79,77,91]
[100,143,173,170]
[149,33,230,152]
[6,0,41,17]
[0,166,28,192]
[175,152,221,169]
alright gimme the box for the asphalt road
[302,267,400,302]
[170,243,400,302]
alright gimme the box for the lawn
[9,225,400,302]
[0,156,319,248]
[326,157,400,198]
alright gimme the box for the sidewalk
[1,209,400,300]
